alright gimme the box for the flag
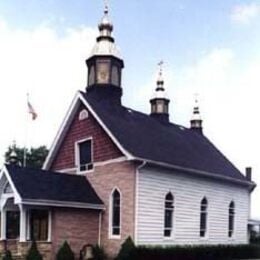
[27,100,37,120]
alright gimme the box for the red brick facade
[87,161,136,258]
[52,208,100,259]
[48,101,136,258]
[51,103,123,171]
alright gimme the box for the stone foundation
[0,240,52,260]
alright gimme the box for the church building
[0,5,256,259]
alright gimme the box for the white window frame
[228,201,235,238]
[109,187,121,239]
[163,192,174,239]
[75,137,94,174]
[200,197,208,239]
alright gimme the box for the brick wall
[51,103,123,171]
[87,161,136,258]
[52,208,100,259]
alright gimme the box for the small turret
[190,96,203,134]
[150,61,170,123]
[8,141,21,166]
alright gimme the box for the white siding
[136,167,250,246]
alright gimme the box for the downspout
[134,161,147,245]
[98,211,103,246]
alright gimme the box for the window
[77,139,93,172]
[79,109,89,121]
[88,65,95,86]
[200,197,208,237]
[229,201,235,237]
[111,189,121,236]
[111,65,119,86]
[6,211,20,239]
[30,210,49,241]
[164,192,174,237]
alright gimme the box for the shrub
[26,241,43,260]
[116,236,136,260]
[92,244,107,260]
[134,244,260,260]
[3,250,13,260]
[56,241,75,260]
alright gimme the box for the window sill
[199,236,209,241]
[109,235,121,240]
[76,168,94,175]
[163,236,175,241]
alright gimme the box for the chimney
[245,167,252,181]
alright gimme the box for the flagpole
[23,93,29,167]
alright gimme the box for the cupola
[86,3,124,104]
[150,62,170,123]
[190,96,203,134]
[8,141,21,166]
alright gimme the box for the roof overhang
[134,157,256,191]
[21,199,105,210]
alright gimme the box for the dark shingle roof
[82,91,246,181]
[6,164,103,206]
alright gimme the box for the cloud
[134,47,260,218]
[175,48,260,218]
[230,3,260,24]
[0,17,96,163]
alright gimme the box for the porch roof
[5,164,104,209]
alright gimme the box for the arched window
[229,201,235,237]
[164,192,174,237]
[111,189,121,236]
[200,197,208,237]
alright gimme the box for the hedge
[117,243,260,260]
[135,244,260,260]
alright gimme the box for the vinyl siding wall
[136,167,250,246]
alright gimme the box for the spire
[155,61,166,97]
[98,0,113,38]
[89,1,121,58]
[150,61,170,123]
[190,95,203,134]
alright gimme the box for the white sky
[0,2,260,218]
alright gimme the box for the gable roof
[80,91,249,183]
[43,89,252,186]
[4,164,104,209]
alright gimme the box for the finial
[193,93,200,115]
[158,60,164,77]
[190,93,203,133]
[104,0,109,14]
[156,60,164,90]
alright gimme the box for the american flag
[27,100,37,120]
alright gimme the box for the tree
[5,145,48,169]
[56,241,75,260]
[26,240,43,260]
[116,237,136,260]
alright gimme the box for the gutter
[21,199,105,210]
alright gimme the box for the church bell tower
[86,3,124,102]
